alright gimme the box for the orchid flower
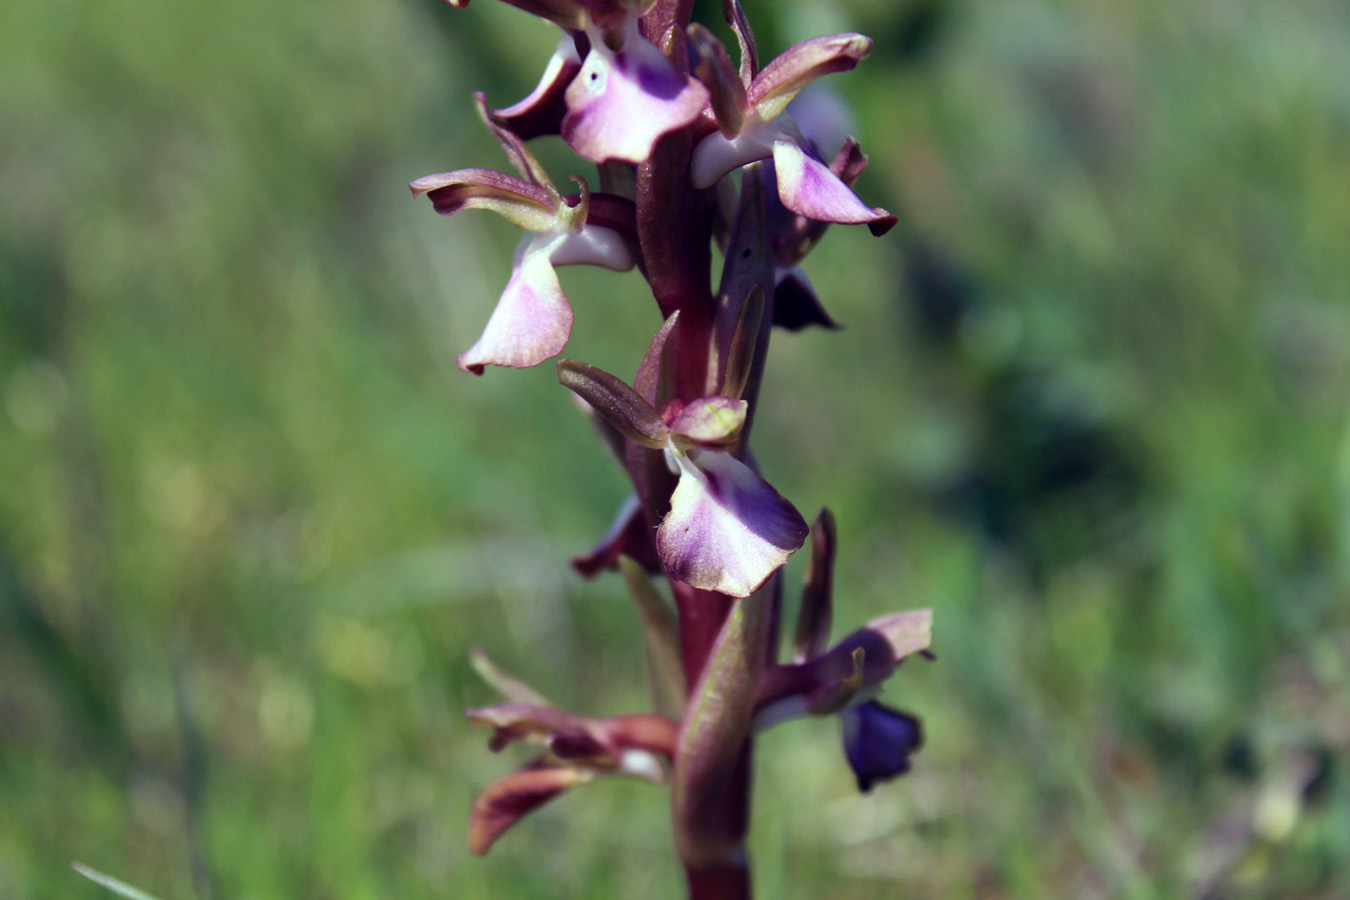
[753,511,931,791]
[463,649,679,854]
[411,98,636,374]
[447,0,709,163]
[557,358,808,598]
[690,32,896,235]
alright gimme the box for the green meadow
[2,0,1347,897]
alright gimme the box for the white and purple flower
[690,33,896,235]
[557,357,809,598]
[412,99,637,373]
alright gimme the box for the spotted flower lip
[562,15,710,164]
[450,0,708,163]
[689,32,895,234]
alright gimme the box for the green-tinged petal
[747,33,872,121]
[669,396,747,448]
[411,168,557,232]
[557,359,670,448]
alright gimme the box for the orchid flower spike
[411,99,636,374]
[690,33,896,235]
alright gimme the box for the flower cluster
[412,0,932,894]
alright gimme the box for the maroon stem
[685,858,752,900]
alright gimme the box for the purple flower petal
[773,265,840,331]
[563,23,709,164]
[657,448,808,598]
[772,141,896,234]
[492,35,584,139]
[572,494,660,577]
[457,238,573,375]
[840,700,923,793]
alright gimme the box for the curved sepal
[747,33,872,121]
[557,359,670,448]
[572,494,661,576]
[772,141,897,235]
[492,35,584,139]
[410,169,556,231]
[468,763,589,855]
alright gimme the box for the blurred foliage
[2,0,1349,898]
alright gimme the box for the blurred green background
[3,0,1348,897]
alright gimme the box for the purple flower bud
[839,700,923,792]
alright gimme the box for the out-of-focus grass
[2,0,1347,898]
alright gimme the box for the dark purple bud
[773,267,840,331]
[793,509,836,662]
[840,701,923,792]
[722,0,759,79]
[572,494,661,576]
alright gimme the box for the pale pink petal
[657,449,807,598]
[772,141,896,235]
[690,125,776,189]
[457,239,573,375]
[563,29,709,164]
